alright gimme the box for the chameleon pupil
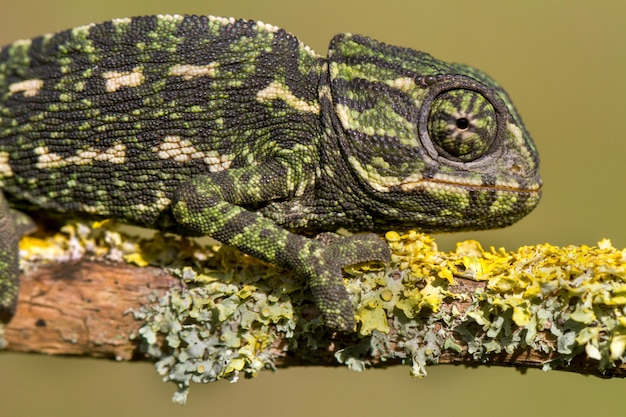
[456,117,470,131]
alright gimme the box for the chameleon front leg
[171,162,390,331]
[0,192,35,322]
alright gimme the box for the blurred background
[1,0,625,415]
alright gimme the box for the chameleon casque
[0,15,541,332]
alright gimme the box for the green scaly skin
[0,15,541,331]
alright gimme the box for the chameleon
[0,14,541,332]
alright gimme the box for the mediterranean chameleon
[0,15,541,332]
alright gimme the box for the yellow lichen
[380,232,626,372]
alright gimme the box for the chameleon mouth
[382,175,543,232]
[398,176,542,194]
[347,156,541,195]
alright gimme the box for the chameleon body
[0,15,541,331]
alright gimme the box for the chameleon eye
[427,89,497,162]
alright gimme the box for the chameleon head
[326,34,542,232]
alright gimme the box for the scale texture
[0,15,541,331]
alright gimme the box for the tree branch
[3,258,626,377]
[2,224,626,403]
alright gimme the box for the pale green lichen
[9,223,626,403]
[132,249,304,404]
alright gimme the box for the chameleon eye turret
[0,15,540,331]
[425,88,498,162]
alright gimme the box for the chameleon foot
[307,233,391,331]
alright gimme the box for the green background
[1,0,625,415]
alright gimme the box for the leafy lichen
[382,231,626,373]
[10,223,626,403]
